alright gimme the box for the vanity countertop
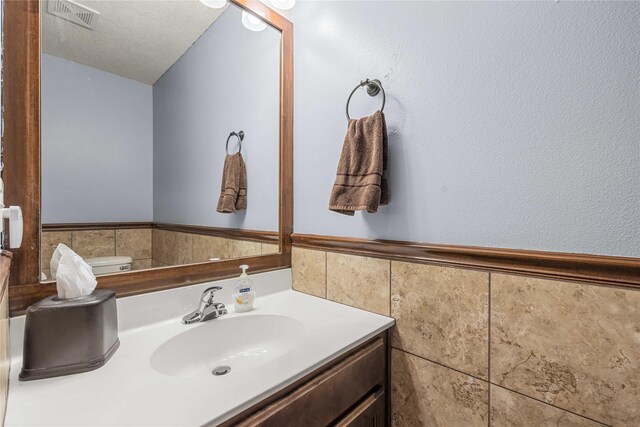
[6,270,394,426]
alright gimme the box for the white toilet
[85,256,133,275]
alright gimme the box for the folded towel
[217,153,247,213]
[329,110,389,215]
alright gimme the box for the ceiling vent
[47,0,100,30]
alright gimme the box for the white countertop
[6,269,394,426]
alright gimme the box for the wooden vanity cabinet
[220,331,391,427]
[333,388,386,427]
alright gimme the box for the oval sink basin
[150,314,305,378]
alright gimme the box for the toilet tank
[85,256,133,275]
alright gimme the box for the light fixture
[241,11,267,32]
[199,0,227,9]
[269,0,295,10]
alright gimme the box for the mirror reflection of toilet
[85,256,132,275]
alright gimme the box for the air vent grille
[47,0,100,30]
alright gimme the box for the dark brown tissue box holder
[20,289,120,381]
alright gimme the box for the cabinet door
[334,388,386,427]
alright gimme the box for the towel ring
[345,79,386,120]
[226,131,244,155]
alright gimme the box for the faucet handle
[201,286,223,303]
[183,286,226,325]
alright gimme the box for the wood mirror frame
[3,0,293,315]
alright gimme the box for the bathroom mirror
[2,0,292,313]
[39,0,281,279]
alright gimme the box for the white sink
[150,314,305,378]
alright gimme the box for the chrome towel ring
[226,131,244,155]
[345,79,386,120]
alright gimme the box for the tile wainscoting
[291,245,639,426]
[41,229,153,277]
[41,225,279,276]
[151,229,278,267]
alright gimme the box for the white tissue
[50,243,97,299]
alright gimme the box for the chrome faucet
[182,286,228,324]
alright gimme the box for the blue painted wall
[291,1,640,256]
[152,6,280,231]
[41,54,154,223]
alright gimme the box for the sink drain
[212,365,231,376]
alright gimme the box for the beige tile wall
[291,247,637,426]
[41,229,153,277]
[42,228,276,275]
[151,230,269,266]
[327,252,390,315]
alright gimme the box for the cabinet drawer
[236,337,385,427]
[334,388,386,427]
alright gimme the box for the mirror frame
[3,0,293,314]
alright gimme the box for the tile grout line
[487,273,492,427]
[490,383,611,427]
[391,346,489,384]
[324,250,328,299]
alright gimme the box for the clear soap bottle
[233,264,255,313]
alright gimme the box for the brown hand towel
[329,110,389,215]
[217,152,247,213]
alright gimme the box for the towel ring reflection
[226,131,244,155]
[345,79,386,120]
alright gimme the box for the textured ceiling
[42,0,228,84]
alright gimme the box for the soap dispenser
[233,264,255,313]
